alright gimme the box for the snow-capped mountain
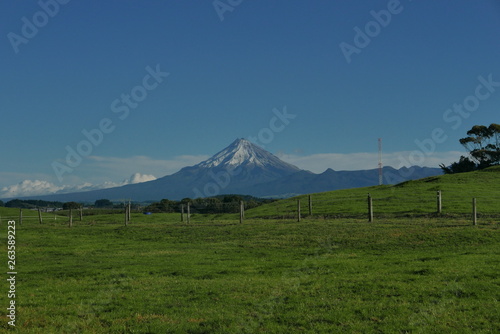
[14,139,443,202]
[196,138,300,172]
[164,138,301,197]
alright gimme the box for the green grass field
[1,216,499,333]
[246,166,500,219]
[1,168,499,333]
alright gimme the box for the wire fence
[259,194,500,224]
[1,192,499,226]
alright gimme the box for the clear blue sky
[1,0,500,196]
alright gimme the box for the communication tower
[378,138,383,185]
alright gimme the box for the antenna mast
[378,138,383,185]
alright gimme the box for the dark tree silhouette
[441,123,500,173]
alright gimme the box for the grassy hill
[245,166,500,219]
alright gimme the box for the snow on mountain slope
[195,138,300,173]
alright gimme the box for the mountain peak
[195,138,300,173]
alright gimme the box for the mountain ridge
[6,139,443,202]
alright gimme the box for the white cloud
[277,151,464,173]
[0,172,53,187]
[0,173,158,199]
[1,180,64,198]
[125,173,156,184]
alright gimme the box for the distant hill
[244,166,500,218]
[12,139,443,202]
[245,166,442,198]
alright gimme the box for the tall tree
[442,123,500,173]
[459,123,500,168]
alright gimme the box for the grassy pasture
[1,215,499,333]
[246,166,500,219]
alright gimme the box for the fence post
[239,201,244,224]
[38,207,43,224]
[69,208,73,227]
[368,193,373,222]
[19,209,22,225]
[181,204,185,222]
[128,201,131,223]
[187,202,191,224]
[472,198,477,226]
[297,199,301,222]
[79,206,83,221]
[309,195,312,216]
[437,190,442,214]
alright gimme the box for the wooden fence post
[308,195,312,216]
[38,208,43,224]
[368,193,373,222]
[128,201,131,223]
[472,198,477,226]
[239,201,244,224]
[69,208,73,227]
[124,204,128,226]
[437,190,442,214]
[297,199,301,222]
[79,206,83,221]
[181,204,185,223]
[187,202,191,224]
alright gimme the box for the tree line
[1,199,64,209]
[144,195,275,214]
[1,196,275,214]
[1,198,128,210]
